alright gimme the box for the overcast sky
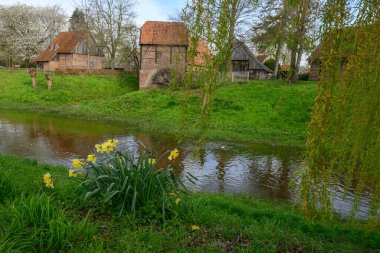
[0,0,187,26]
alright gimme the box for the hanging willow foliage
[176,0,238,145]
[300,0,380,217]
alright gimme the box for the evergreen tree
[69,8,88,32]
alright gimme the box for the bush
[72,140,193,221]
[299,73,310,81]
[264,59,277,71]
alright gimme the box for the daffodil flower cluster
[42,141,183,195]
[168,148,179,161]
[43,173,54,188]
[95,139,119,154]
[69,139,118,178]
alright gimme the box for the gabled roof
[232,40,273,73]
[256,54,268,63]
[140,21,189,46]
[34,31,91,62]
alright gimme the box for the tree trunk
[273,42,283,78]
[226,0,237,74]
[288,47,297,83]
[291,46,303,83]
[111,57,115,70]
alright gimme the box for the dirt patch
[186,229,250,252]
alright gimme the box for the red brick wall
[42,54,103,71]
[139,45,187,89]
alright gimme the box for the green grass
[0,154,379,252]
[0,70,316,147]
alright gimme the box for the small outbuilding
[34,31,103,71]
[232,40,273,79]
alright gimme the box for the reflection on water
[0,110,376,218]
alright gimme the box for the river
[0,109,376,218]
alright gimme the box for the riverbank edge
[0,101,308,149]
[1,154,379,252]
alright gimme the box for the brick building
[34,31,104,71]
[139,21,189,89]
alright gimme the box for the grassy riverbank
[0,70,316,147]
[1,154,379,252]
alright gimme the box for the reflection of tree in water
[248,150,295,201]
[29,120,101,158]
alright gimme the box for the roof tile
[140,21,189,46]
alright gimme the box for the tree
[120,25,140,72]
[0,4,66,66]
[69,8,88,32]
[286,0,319,83]
[77,0,136,69]
[252,0,319,81]
[301,0,380,216]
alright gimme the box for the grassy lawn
[0,70,316,147]
[0,154,379,252]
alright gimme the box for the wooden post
[28,67,37,88]
[45,73,52,90]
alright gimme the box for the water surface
[0,109,375,218]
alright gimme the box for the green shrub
[264,59,277,71]
[299,73,310,81]
[75,140,192,221]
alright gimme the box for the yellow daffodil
[102,143,114,153]
[69,169,77,177]
[43,173,54,188]
[95,144,104,153]
[148,158,156,165]
[107,139,118,148]
[175,198,181,205]
[72,159,84,169]
[87,154,96,163]
[168,149,179,161]
[191,225,200,231]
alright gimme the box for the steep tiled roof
[280,65,290,71]
[140,21,189,46]
[256,54,268,63]
[34,32,85,62]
